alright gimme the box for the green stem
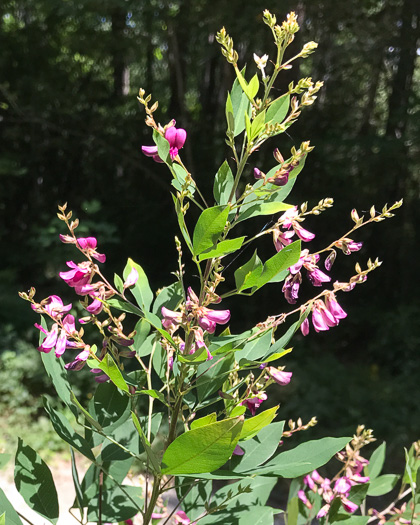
[143,474,162,525]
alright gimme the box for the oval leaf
[192,206,230,256]
[14,439,59,524]
[162,417,243,475]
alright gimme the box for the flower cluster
[300,292,347,335]
[161,287,230,361]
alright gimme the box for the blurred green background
[0,0,419,465]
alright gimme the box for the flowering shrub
[3,9,417,525]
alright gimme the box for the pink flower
[241,392,267,416]
[307,267,331,287]
[267,367,293,386]
[300,316,310,336]
[174,510,191,524]
[298,489,312,509]
[325,293,347,320]
[334,477,352,497]
[317,504,330,519]
[303,474,316,491]
[35,314,76,357]
[273,229,295,252]
[142,124,187,162]
[60,261,93,292]
[161,306,183,332]
[77,237,106,263]
[186,288,230,334]
[279,207,315,241]
[233,445,245,456]
[335,238,363,255]
[312,300,338,332]
[341,497,358,514]
[32,295,72,318]
[124,267,139,288]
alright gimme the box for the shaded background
[0,0,419,467]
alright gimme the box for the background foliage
[0,0,419,462]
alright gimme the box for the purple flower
[142,124,187,162]
[161,306,183,332]
[273,229,295,252]
[293,222,315,242]
[35,314,76,357]
[32,295,72,319]
[317,504,330,519]
[335,238,363,255]
[300,317,310,336]
[341,497,358,514]
[325,293,347,320]
[77,237,106,263]
[307,267,331,287]
[298,490,312,509]
[124,267,139,288]
[334,477,352,497]
[60,261,93,292]
[267,367,293,386]
[233,445,245,456]
[241,392,267,416]
[187,287,230,334]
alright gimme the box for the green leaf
[330,516,369,525]
[254,240,301,290]
[230,79,252,136]
[107,297,143,316]
[171,163,195,194]
[191,413,218,429]
[90,381,131,431]
[114,273,124,293]
[263,310,310,360]
[239,348,292,367]
[225,92,235,134]
[214,161,235,206]
[177,346,209,364]
[87,485,143,522]
[86,354,128,393]
[234,421,285,472]
[197,353,235,402]
[192,205,230,256]
[162,416,243,475]
[131,412,161,473]
[153,128,170,162]
[366,442,386,480]
[198,236,245,261]
[367,474,399,496]
[137,389,169,406]
[250,109,266,140]
[236,200,293,223]
[244,112,252,139]
[0,513,5,525]
[200,504,274,525]
[239,330,272,361]
[254,437,351,477]
[132,318,152,355]
[69,391,103,432]
[70,448,84,513]
[240,406,278,441]
[234,250,263,291]
[14,439,59,524]
[39,317,77,416]
[172,193,193,252]
[43,397,96,460]
[266,95,290,126]
[0,488,23,525]
[247,74,260,100]
[152,281,183,315]
[123,258,153,314]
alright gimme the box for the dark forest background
[0,0,419,465]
